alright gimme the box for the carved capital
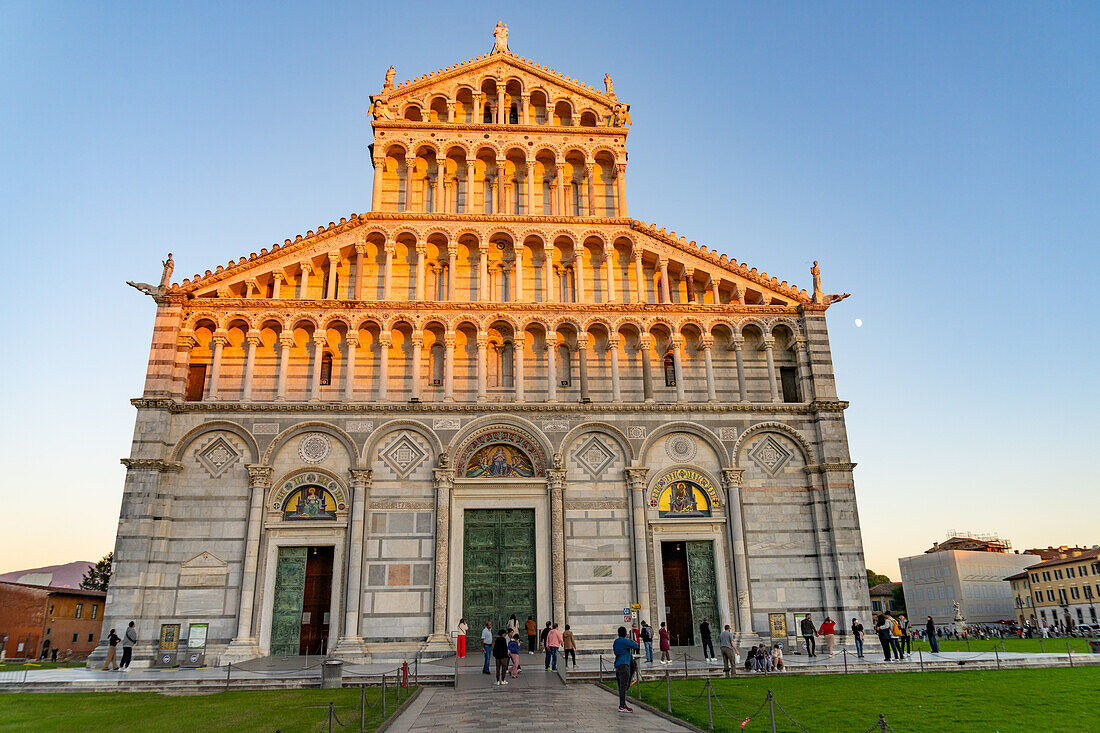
[415,242,427,255]
[279,334,296,348]
[608,336,621,348]
[762,335,775,349]
[638,333,653,348]
[380,332,393,347]
[701,336,715,350]
[721,468,744,488]
[657,256,669,269]
[447,244,459,257]
[312,334,327,348]
[212,331,229,346]
[671,335,685,348]
[272,271,286,282]
[328,252,340,264]
[300,262,313,274]
[177,331,196,349]
[547,469,567,490]
[383,241,396,255]
[411,331,424,347]
[246,464,273,488]
[731,335,745,350]
[444,331,457,347]
[349,468,373,489]
[433,467,456,490]
[345,335,360,348]
[354,243,368,255]
[624,467,649,491]
[576,335,589,348]
[245,331,263,347]
[476,334,490,348]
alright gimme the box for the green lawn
[910,636,1095,654]
[627,667,1098,732]
[0,686,415,732]
[0,661,86,671]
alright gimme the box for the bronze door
[300,546,334,655]
[662,541,694,646]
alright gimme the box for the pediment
[181,551,226,569]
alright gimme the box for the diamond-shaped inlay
[196,435,241,478]
[574,435,615,478]
[748,435,793,477]
[381,433,428,478]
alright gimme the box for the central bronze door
[462,509,537,630]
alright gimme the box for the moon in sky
[854,318,863,327]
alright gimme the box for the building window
[48,605,53,616]
[779,366,800,402]
[46,627,51,636]
[185,364,207,401]
[1067,567,1076,578]
[1070,586,1080,600]
[509,104,518,124]
[1031,573,1039,584]
[500,342,514,389]
[88,634,94,643]
[872,600,881,611]
[663,353,676,387]
[319,351,333,386]
[1043,572,1051,581]
[72,633,78,643]
[91,605,98,619]
[1055,569,1063,580]
[75,604,83,619]
[1047,590,1055,602]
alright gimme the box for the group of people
[456,615,579,683]
[101,621,138,671]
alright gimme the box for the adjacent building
[0,582,106,660]
[1017,548,1100,630]
[899,535,1039,624]
[98,26,870,666]
[868,582,900,614]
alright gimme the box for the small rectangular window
[91,605,98,619]
[72,633,78,643]
[779,366,800,402]
[88,633,94,643]
[1055,569,1063,580]
[1067,567,1075,578]
[75,604,83,619]
[319,352,333,386]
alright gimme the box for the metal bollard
[360,685,366,733]
[225,662,231,691]
[665,669,671,713]
[843,648,848,674]
[706,678,713,731]
[1067,641,1074,668]
[684,652,689,680]
[878,713,888,731]
[918,648,924,672]
[599,654,603,682]
[414,656,418,686]
[381,673,386,718]
[768,691,776,733]
[995,648,1000,670]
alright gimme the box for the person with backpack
[800,614,817,658]
[640,621,653,663]
[561,624,577,669]
[612,626,639,713]
[885,611,903,661]
[539,621,551,652]
[101,629,120,671]
[898,614,912,659]
[719,624,737,676]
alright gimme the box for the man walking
[719,624,737,677]
[800,614,817,658]
[481,620,493,674]
[699,617,715,662]
[539,620,551,652]
[613,626,639,713]
[640,621,653,663]
[120,622,137,670]
[545,622,563,671]
[492,629,510,685]
[101,629,120,671]
[525,616,537,654]
[926,616,939,654]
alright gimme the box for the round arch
[170,420,260,464]
[732,421,816,466]
[363,419,444,466]
[559,422,634,465]
[638,421,731,470]
[260,420,361,467]
[448,415,553,476]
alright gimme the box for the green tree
[80,552,112,591]
[891,583,907,613]
[867,569,892,587]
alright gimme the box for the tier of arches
[372,142,624,217]
[394,76,607,128]
[182,314,810,406]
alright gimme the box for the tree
[81,552,112,591]
[867,569,892,587]
[891,583,907,613]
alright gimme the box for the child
[508,633,521,678]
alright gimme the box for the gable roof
[869,582,901,596]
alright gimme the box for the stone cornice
[373,120,625,136]
[120,458,183,472]
[130,397,849,415]
[803,461,859,474]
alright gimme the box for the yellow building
[1018,549,1100,631]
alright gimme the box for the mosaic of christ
[465,444,535,478]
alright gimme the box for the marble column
[639,333,654,403]
[702,336,717,402]
[513,243,524,301]
[496,159,508,214]
[616,164,627,217]
[377,331,391,402]
[735,283,746,305]
[546,335,558,402]
[382,241,395,299]
[275,335,293,401]
[415,243,427,301]
[226,465,272,656]
[299,262,312,299]
[633,248,646,304]
[207,332,227,400]
[354,244,366,300]
[326,253,339,299]
[443,332,456,401]
[242,332,261,400]
[404,156,417,211]
[308,334,325,401]
[684,268,695,303]
[577,336,590,401]
[272,272,284,299]
[608,336,622,402]
[522,95,530,124]
[794,337,814,402]
[410,331,423,401]
[624,468,652,622]
[658,257,671,303]
[543,254,555,302]
[514,334,525,401]
[465,158,476,213]
[525,161,535,215]
[372,158,385,211]
[604,249,617,302]
[548,470,567,623]
[478,244,489,301]
[585,164,596,216]
[431,468,455,638]
[573,250,586,303]
[447,245,458,301]
[671,335,686,402]
[496,89,505,124]
[445,101,455,123]
[476,334,488,400]
[710,277,721,305]
[473,92,483,122]
[733,336,748,402]
[343,335,358,401]
[721,468,754,636]
[338,468,372,653]
[763,336,780,403]
[555,164,565,216]
[435,160,446,214]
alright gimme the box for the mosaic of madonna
[465,444,535,478]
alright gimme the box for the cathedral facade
[102,29,870,664]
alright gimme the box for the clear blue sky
[1,2,1097,577]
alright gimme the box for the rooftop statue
[383,65,396,90]
[127,253,173,298]
[370,95,391,120]
[612,101,632,127]
[811,260,823,304]
[604,73,614,95]
[492,21,509,54]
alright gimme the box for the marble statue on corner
[492,21,509,54]
[383,65,396,90]
[127,253,173,297]
[613,101,631,126]
[604,73,614,95]
[811,260,824,304]
[370,95,391,120]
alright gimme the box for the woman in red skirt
[457,618,468,657]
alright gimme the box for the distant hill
[0,561,94,589]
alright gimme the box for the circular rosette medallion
[298,433,331,464]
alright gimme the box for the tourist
[457,618,468,658]
[885,612,903,661]
[640,621,653,663]
[699,617,716,662]
[481,621,493,674]
[898,614,912,659]
[874,613,893,662]
[613,626,639,713]
[50,647,58,662]
[120,621,137,670]
[745,645,758,671]
[719,624,737,676]
[508,633,521,678]
[562,624,577,668]
[102,628,120,671]
[818,616,837,656]
[545,622,563,671]
[851,618,865,658]
[507,614,518,636]
[493,629,510,685]
[525,616,537,654]
[800,614,817,658]
[772,643,785,671]
[631,624,640,644]
[540,621,551,652]
[658,621,671,663]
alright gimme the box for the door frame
[650,522,732,638]
[257,533,345,656]
[449,479,551,631]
